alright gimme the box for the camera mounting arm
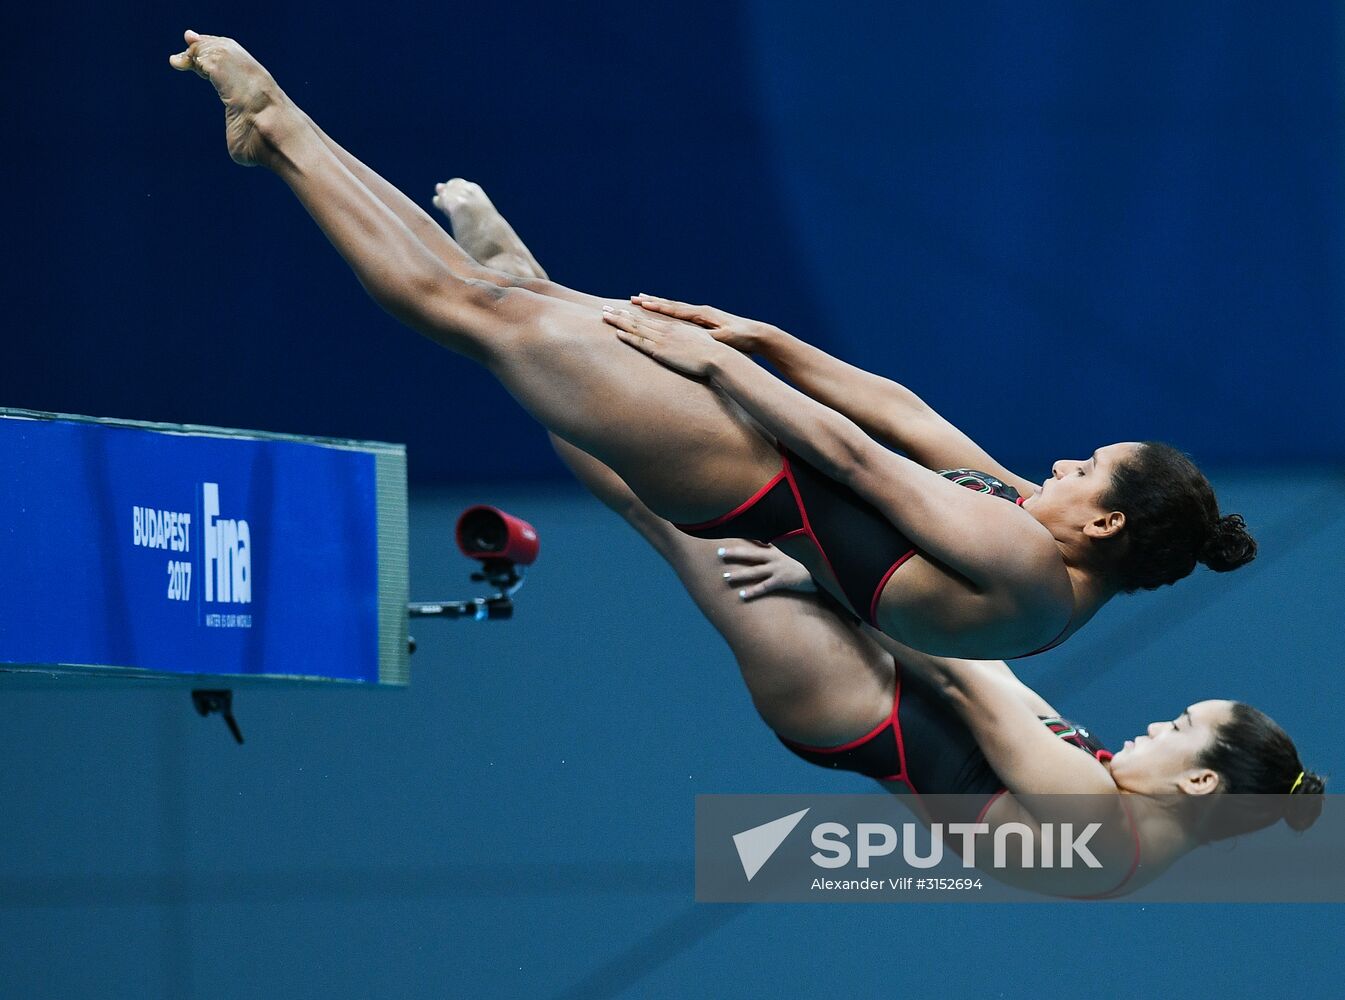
[405,507,538,651]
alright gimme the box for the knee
[461,276,516,309]
[394,272,526,359]
[424,274,527,325]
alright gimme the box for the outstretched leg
[413,178,892,742]
[297,108,608,311]
[304,119,596,308]
[170,31,780,523]
[551,434,893,746]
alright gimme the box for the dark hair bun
[1200,513,1257,572]
[1285,770,1326,832]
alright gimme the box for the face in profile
[1021,441,1141,534]
[1106,699,1237,795]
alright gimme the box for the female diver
[171,31,1255,661]
[562,433,1321,897]
[438,178,1323,898]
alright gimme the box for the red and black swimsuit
[780,665,1112,800]
[675,449,1068,657]
[779,663,1140,896]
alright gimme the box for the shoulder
[967,504,1073,616]
[890,552,1072,659]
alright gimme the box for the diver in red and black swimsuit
[602,295,1258,660]
[435,179,1320,897]
[172,38,1256,667]
[553,432,1322,899]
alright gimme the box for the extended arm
[882,642,1115,797]
[632,296,1039,496]
[605,307,1056,606]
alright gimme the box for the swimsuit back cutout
[675,451,1026,632]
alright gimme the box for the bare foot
[431,179,549,279]
[169,29,292,167]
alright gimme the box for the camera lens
[458,508,506,554]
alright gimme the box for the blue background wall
[3,2,1343,997]
[5,2,1342,479]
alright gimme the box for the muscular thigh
[478,287,784,523]
[652,528,895,746]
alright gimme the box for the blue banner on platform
[0,413,389,684]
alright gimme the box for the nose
[1147,722,1163,738]
[1052,458,1085,479]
